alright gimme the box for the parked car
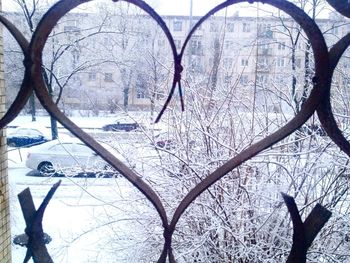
[7,125,51,147]
[25,138,126,177]
[102,121,140,132]
[299,124,327,136]
[155,139,175,150]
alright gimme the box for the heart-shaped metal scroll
[317,33,350,156]
[27,0,172,261]
[169,0,332,237]
[0,15,33,128]
[22,0,333,262]
[326,0,350,18]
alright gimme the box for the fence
[1,0,350,262]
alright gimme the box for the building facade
[3,9,349,115]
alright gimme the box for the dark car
[102,122,140,132]
[299,124,327,136]
[7,126,50,147]
[155,139,174,150]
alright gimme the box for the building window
[260,43,271,55]
[88,72,96,81]
[173,20,182,32]
[64,26,79,33]
[277,58,285,67]
[137,91,147,99]
[64,19,79,33]
[275,74,286,84]
[240,75,249,85]
[104,73,113,82]
[191,40,202,55]
[258,57,268,66]
[243,23,250,33]
[257,74,267,84]
[278,42,286,50]
[66,19,77,27]
[258,23,273,38]
[331,26,339,35]
[136,75,148,99]
[241,58,249,67]
[227,22,234,32]
[71,49,79,65]
[190,57,203,72]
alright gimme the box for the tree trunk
[30,94,36,122]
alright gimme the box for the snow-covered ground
[10,157,125,262]
[7,112,160,129]
[8,114,159,262]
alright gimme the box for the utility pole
[190,0,193,29]
[188,0,193,72]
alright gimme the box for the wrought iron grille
[1,0,350,262]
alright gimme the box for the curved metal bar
[155,56,182,123]
[179,0,238,58]
[0,15,32,128]
[170,0,331,234]
[317,33,350,157]
[121,0,177,55]
[5,0,349,261]
[326,0,350,18]
[27,1,169,257]
[118,0,183,123]
[157,0,248,122]
[0,15,28,53]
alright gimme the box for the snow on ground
[7,114,158,262]
[9,165,141,262]
[7,111,157,129]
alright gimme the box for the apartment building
[3,10,349,113]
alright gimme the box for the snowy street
[8,143,149,262]
[6,111,163,262]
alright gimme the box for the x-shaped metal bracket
[16,181,61,263]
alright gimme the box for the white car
[25,138,125,177]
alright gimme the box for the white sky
[150,0,225,16]
[2,0,226,14]
[2,0,331,18]
[2,0,260,16]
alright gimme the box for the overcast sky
[3,0,331,19]
[2,0,259,16]
[2,0,226,14]
[150,0,225,16]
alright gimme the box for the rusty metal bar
[326,0,350,18]
[18,181,61,263]
[0,15,32,129]
[170,0,331,236]
[27,2,170,260]
[282,193,331,263]
[317,33,350,156]
[1,0,349,261]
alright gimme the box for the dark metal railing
[1,0,350,262]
